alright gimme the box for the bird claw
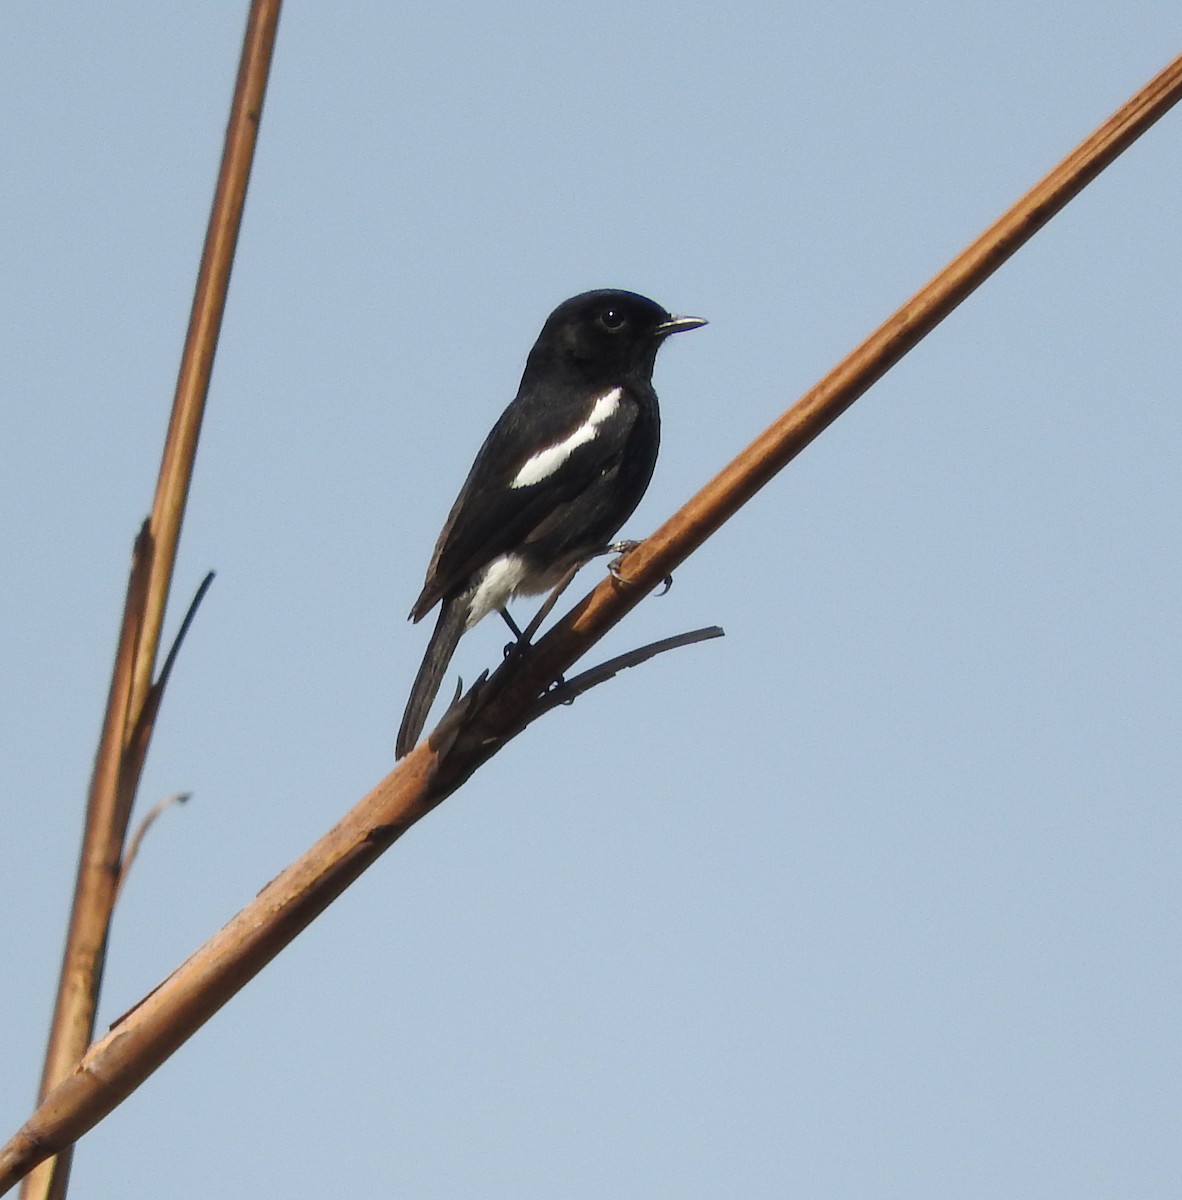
[606,540,673,596]
[607,539,640,581]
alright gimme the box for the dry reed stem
[20,5,283,1200]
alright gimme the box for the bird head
[526,289,707,386]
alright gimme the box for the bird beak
[655,314,708,338]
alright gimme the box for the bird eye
[597,308,627,332]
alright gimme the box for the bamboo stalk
[19,6,283,1200]
[2,46,1178,1195]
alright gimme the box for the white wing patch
[509,387,622,490]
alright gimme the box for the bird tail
[396,598,468,758]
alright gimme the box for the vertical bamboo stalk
[22,6,283,1200]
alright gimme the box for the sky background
[2,4,1180,1197]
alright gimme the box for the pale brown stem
[19,6,283,1200]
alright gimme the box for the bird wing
[409,387,643,620]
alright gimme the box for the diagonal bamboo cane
[19,6,283,1200]
[3,42,1179,1199]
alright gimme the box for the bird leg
[499,607,524,659]
[499,559,579,657]
[500,566,584,686]
[520,562,583,645]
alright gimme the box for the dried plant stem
[20,6,282,1200]
[2,44,1179,1199]
[131,3,280,718]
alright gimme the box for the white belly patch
[466,553,531,627]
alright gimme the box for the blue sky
[2,5,1180,1197]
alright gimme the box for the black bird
[395,288,706,758]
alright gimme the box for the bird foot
[500,607,529,659]
[606,541,672,594]
[606,540,639,581]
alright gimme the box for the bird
[395,288,706,758]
